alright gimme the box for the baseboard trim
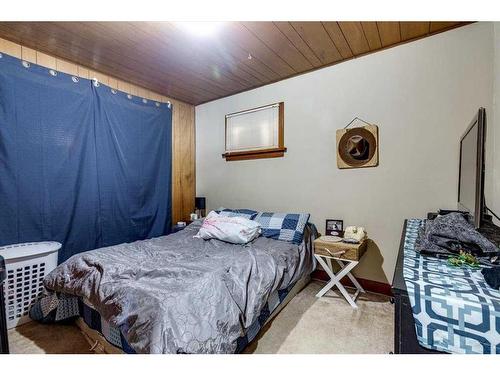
[311,270,393,296]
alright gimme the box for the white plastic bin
[0,242,60,329]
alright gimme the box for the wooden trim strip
[278,101,284,149]
[223,147,288,156]
[223,147,287,157]
[224,150,286,162]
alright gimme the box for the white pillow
[194,210,261,244]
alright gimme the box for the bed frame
[76,274,311,354]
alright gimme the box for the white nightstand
[313,236,367,308]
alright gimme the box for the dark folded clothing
[482,267,500,290]
[415,212,499,258]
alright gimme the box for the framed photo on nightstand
[325,219,343,236]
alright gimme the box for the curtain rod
[226,103,279,119]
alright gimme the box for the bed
[32,220,317,354]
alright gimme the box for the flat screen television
[458,108,486,228]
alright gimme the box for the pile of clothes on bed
[414,212,500,289]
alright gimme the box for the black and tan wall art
[336,124,379,169]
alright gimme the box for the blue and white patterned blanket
[403,219,500,354]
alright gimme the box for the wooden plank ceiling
[0,22,470,105]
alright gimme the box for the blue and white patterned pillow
[254,212,310,244]
[217,208,259,220]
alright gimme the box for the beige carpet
[8,280,394,354]
[244,281,394,354]
[8,320,92,354]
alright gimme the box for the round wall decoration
[336,124,379,169]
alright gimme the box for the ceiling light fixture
[176,22,224,37]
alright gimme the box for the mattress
[403,219,500,354]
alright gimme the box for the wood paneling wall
[0,22,469,105]
[0,37,195,224]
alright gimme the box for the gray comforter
[43,221,315,353]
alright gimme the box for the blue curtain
[93,84,172,246]
[0,53,172,262]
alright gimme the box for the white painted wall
[196,22,495,283]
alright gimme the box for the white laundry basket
[0,242,60,329]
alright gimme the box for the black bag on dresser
[415,212,499,259]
